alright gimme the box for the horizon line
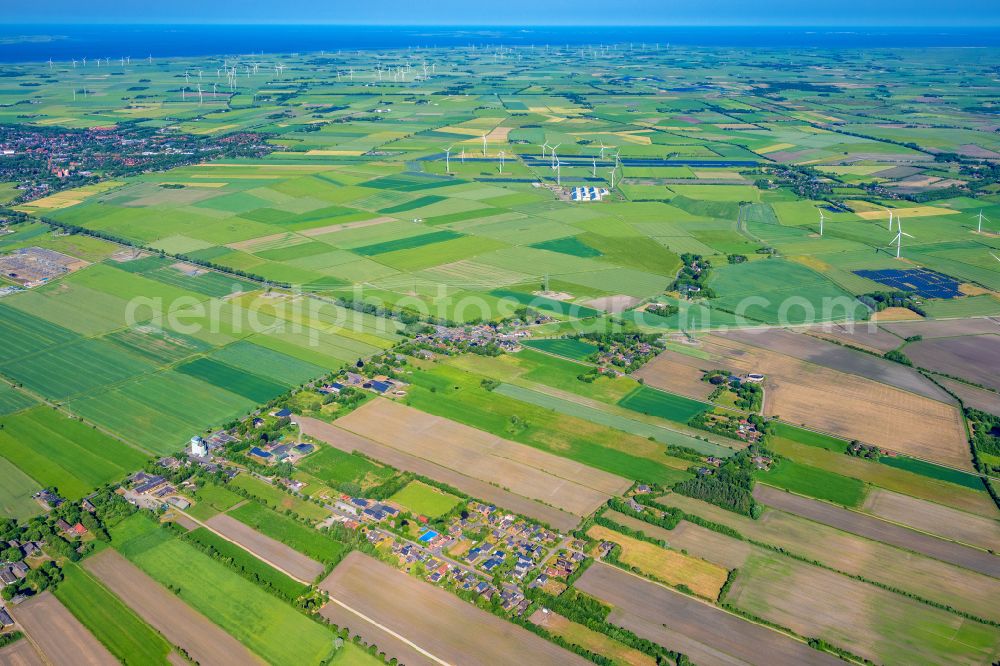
[5,22,1000,28]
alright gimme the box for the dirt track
[319,599,438,666]
[575,563,842,666]
[205,513,324,582]
[297,415,581,531]
[10,592,116,666]
[320,552,587,666]
[754,485,1000,577]
[84,549,262,666]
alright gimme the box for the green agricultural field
[228,475,330,522]
[297,446,395,490]
[759,460,868,507]
[70,371,256,455]
[229,501,346,563]
[185,483,245,521]
[0,407,149,499]
[112,514,336,665]
[0,456,42,520]
[176,357,289,403]
[520,338,598,361]
[389,480,462,518]
[183,527,308,599]
[405,364,692,484]
[493,383,734,457]
[617,386,709,423]
[0,383,35,416]
[55,560,173,665]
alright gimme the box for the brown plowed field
[332,399,629,515]
[205,513,324,582]
[84,549,262,666]
[10,592,116,666]
[297,415,580,531]
[700,336,970,468]
[861,488,1000,552]
[905,334,1000,392]
[714,328,950,401]
[320,552,587,666]
[660,493,1000,623]
[754,485,1000,577]
[0,636,45,666]
[575,563,842,666]
[880,317,1000,339]
[632,350,716,400]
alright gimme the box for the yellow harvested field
[586,524,729,599]
[789,254,833,272]
[17,180,122,211]
[188,123,238,135]
[606,511,754,570]
[335,399,630,516]
[757,142,795,154]
[857,205,959,219]
[871,306,923,321]
[485,126,512,142]
[529,610,655,666]
[700,336,970,468]
[862,488,1000,552]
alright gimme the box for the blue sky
[10,0,1000,26]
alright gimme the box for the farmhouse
[571,186,609,201]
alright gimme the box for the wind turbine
[498,150,505,174]
[891,218,914,259]
[598,140,607,159]
[540,142,550,159]
[554,158,562,186]
[888,209,894,230]
[592,157,597,178]
[444,145,453,173]
[482,133,488,157]
[47,58,53,69]
[460,148,465,164]
[609,167,617,190]
[550,144,560,168]
[976,209,990,233]
[818,209,825,236]
[197,84,203,105]
[82,57,87,67]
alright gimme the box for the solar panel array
[854,268,962,299]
